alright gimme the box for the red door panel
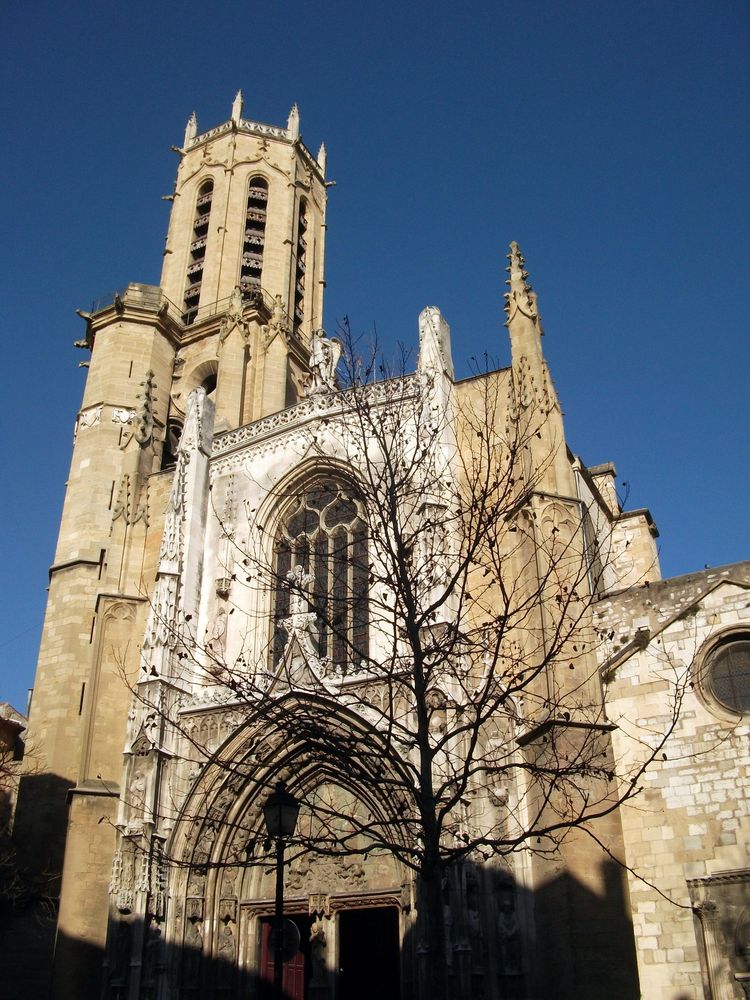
[259,917,311,1000]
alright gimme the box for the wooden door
[259,916,311,1000]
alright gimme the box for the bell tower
[10,95,328,1000]
[159,91,327,433]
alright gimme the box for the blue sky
[1,0,748,712]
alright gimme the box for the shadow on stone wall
[0,771,74,1000]
[528,859,640,1000]
[5,851,649,1000]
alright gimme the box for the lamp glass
[262,782,300,839]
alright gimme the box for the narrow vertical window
[241,176,268,300]
[182,179,213,325]
[293,198,307,337]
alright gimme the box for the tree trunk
[419,855,449,1000]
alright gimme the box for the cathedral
[5,95,749,1000]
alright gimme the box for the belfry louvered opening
[240,176,268,299]
[182,179,213,325]
[292,198,307,336]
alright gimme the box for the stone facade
[597,568,750,999]
[6,96,748,1000]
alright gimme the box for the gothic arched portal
[165,701,413,999]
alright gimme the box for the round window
[704,634,750,715]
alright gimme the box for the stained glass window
[273,481,368,669]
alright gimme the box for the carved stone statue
[308,329,342,394]
[226,285,244,322]
[217,922,236,984]
[130,769,146,807]
[219,285,251,344]
[279,566,320,666]
[184,919,203,979]
[263,293,290,348]
[309,917,327,985]
[497,893,520,976]
[287,564,314,615]
[205,607,228,660]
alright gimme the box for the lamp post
[262,781,300,1000]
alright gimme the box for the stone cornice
[687,868,750,887]
[211,375,419,461]
[186,117,324,181]
[516,717,615,749]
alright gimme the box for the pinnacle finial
[184,111,198,147]
[505,241,531,293]
[287,103,300,139]
[503,241,542,332]
[316,142,327,175]
[231,90,244,123]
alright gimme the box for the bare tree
[113,264,687,1000]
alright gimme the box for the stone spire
[231,89,244,123]
[504,242,557,415]
[316,141,327,176]
[504,241,543,336]
[287,102,300,140]
[184,111,198,147]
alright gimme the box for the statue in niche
[221,869,237,899]
[309,917,327,985]
[126,770,147,832]
[307,329,342,394]
[187,870,205,898]
[205,607,228,662]
[217,922,236,984]
[184,919,203,979]
[130,769,146,806]
[496,891,520,976]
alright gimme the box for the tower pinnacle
[184,111,198,147]
[231,89,244,123]
[504,241,558,416]
[504,241,542,333]
[287,103,300,139]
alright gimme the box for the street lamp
[262,781,300,1000]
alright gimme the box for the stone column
[694,900,733,1000]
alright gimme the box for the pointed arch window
[272,480,369,670]
[182,179,213,325]
[241,176,268,299]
